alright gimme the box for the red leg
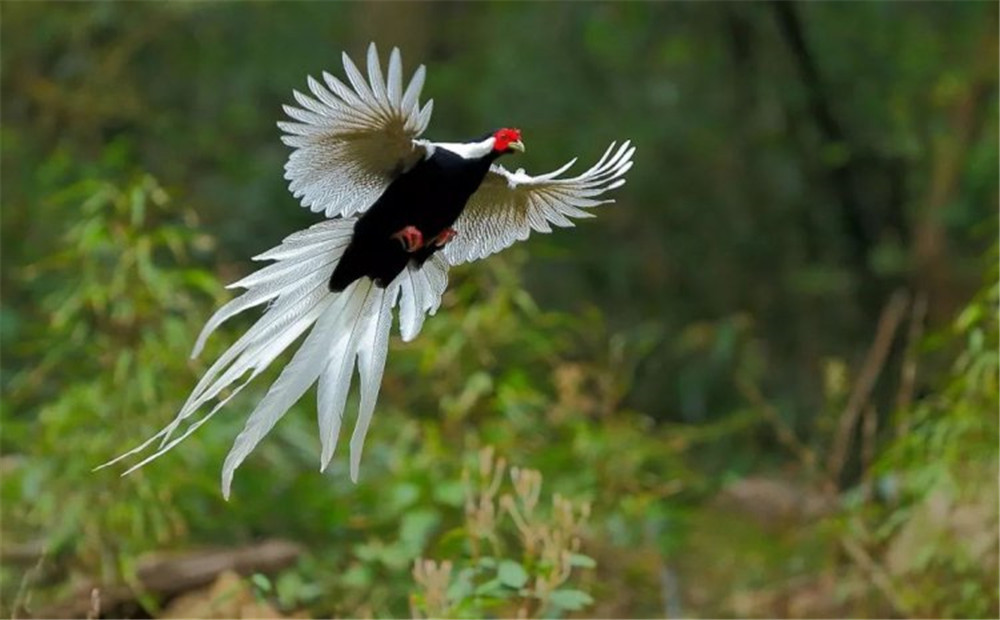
[391,226,424,252]
[431,227,458,247]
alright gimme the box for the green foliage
[1,170,232,608]
[2,3,997,619]
[410,447,595,618]
[845,253,999,618]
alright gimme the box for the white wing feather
[444,141,635,265]
[281,43,434,218]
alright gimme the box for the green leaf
[445,568,474,603]
[568,553,597,568]
[340,564,372,588]
[497,560,529,589]
[548,589,594,611]
[389,481,421,512]
[474,577,507,598]
[250,573,272,593]
[399,508,440,553]
[432,479,465,507]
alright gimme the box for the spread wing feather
[280,43,434,218]
[444,141,635,265]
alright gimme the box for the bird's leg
[391,226,424,252]
[431,227,458,247]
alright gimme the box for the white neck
[431,136,496,160]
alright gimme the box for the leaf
[548,589,594,611]
[389,481,421,512]
[340,564,372,588]
[497,560,529,589]
[445,568,474,602]
[435,526,470,554]
[250,573,272,593]
[399,508,440,553]
[432,479,465,507]
[474,577,507,598]
[568,553,596,568]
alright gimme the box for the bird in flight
[103,43,635,497]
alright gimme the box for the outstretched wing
[280,42,435,218]
[443,141,635,265]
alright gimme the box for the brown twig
[861,404,878,484]
[827,291,909,482]
[895,291,927,438]
[839,531,910,617]
[86,588,101,620]
[737,377,819,473]
[10,541,48,619]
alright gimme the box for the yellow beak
[509,140,525,153]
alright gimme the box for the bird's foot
[431,227,458,247]
[391,226,424,252]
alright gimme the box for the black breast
[329,147,494,291]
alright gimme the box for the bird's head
[492,128,525,155]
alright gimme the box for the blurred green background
[2,2,997,618]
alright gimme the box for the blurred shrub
[840,248,999,617]
[2,168,230,611]
[410,446,594,618]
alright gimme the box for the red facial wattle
[493,128,523,152]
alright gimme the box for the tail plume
[98,218,448,498]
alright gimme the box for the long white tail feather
[188,280,334,395]
[99,218,449,496]
[250,237,340,263]
[227,249,341,291]
[316,280,381,470]
[251,227,353,262]
[398,255,448,341]
[193,271,327,358]
[95,289,332,473]
[422,255,448,311]
[398,264,422,341]
[316,330,354,471]
[219,294,344,498]
[174,285,333,430]
[152,295,334,460]
[350,281,397,482]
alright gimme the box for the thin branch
[839,531,910,616]
[737,376,818,473]
[895,291,927,437]
[86,588,102,620]
[861,403,878,483]
[827,290,909,481]
[10,541,48,620]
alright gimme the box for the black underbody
[329,146,502,291]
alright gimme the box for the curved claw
[391,225,424,252]
[432,228,457,247]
